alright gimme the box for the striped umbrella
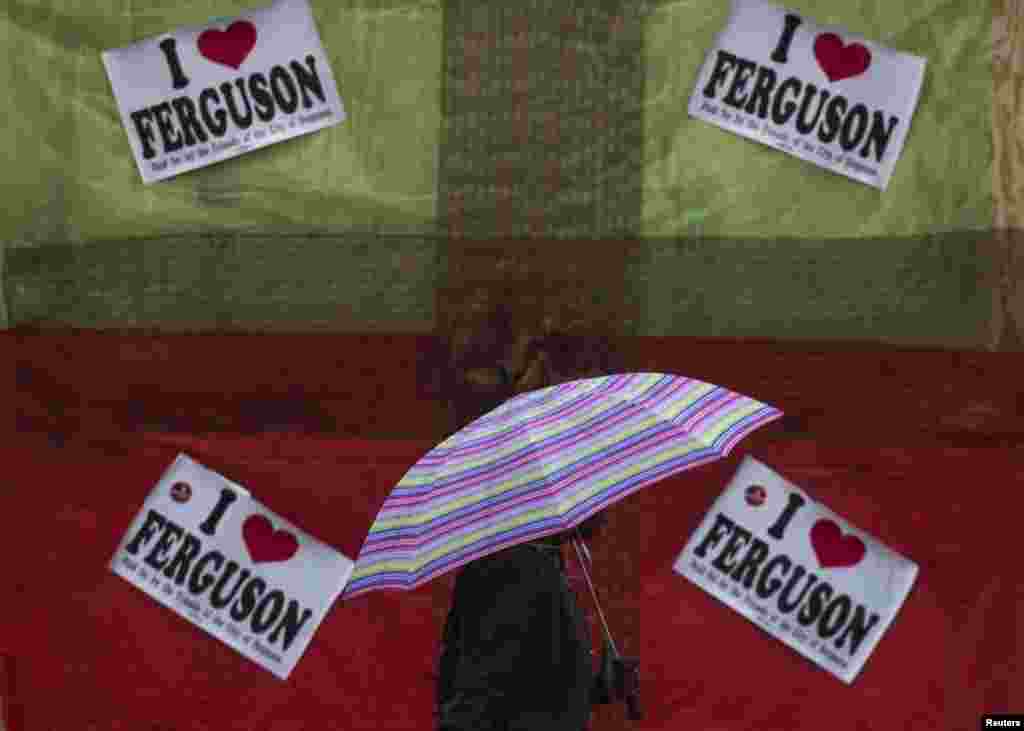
[341,373,783,600]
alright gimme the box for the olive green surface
[643,0,993,239]
[0,0,998,348]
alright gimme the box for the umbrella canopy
[341,373,783,600]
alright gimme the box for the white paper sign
[674,456,918,684]
[110,454,353,680]
[688,0,927,191]
[102,0,346,184]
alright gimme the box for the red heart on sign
[810,519,865,569]
[197,20,258,70]
[813,33,872,83]
[242,515,299,564]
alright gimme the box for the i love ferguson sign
[674,456,919,684]
[109,454,353,679]
[688,0,927,191]
[102,0,346,184]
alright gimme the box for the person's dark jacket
[435,538,594,731]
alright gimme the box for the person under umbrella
[343,311,783,730]
[434,510,614,731]
[433,321,635,730]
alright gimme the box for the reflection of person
[434,308,621,731]
[441,304,622,436]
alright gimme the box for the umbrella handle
[571,534,619,659]
[625,690,643,721]
[571,536,644,723]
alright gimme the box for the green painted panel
[624,232,991,346]
[5,234,438,331]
